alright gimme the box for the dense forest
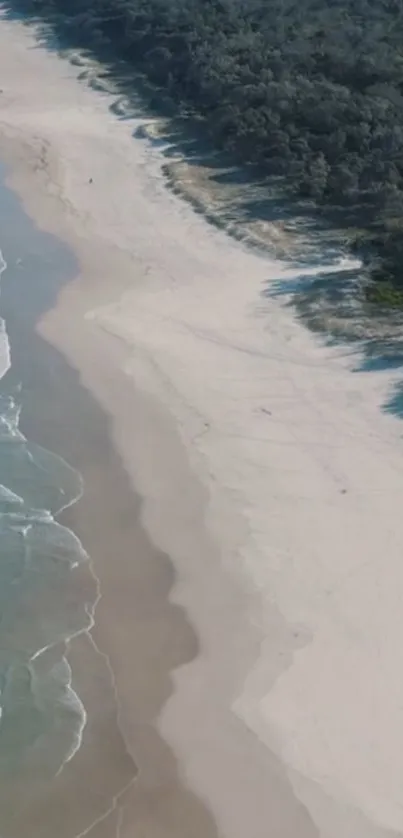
[9,0,403,303]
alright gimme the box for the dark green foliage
[10,0,403,301]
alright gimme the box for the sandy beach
[1,9,403,838]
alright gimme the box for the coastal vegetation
[8,0,403,302]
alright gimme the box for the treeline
[11,0,403,302]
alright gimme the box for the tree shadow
[265,251,403,419]
[383,380,403,417]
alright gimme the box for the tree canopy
[11,0,403,302]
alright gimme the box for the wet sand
[0,199,314,837]
[0,175,219,837]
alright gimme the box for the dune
[0,9,403,838]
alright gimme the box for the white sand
[1,11,403,838]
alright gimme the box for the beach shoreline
[0,194,221,838]
[1,9,403,838]
[0,12,317,838]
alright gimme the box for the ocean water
[0,167,95,818]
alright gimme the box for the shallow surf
[0,172,96,825]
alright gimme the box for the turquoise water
[0,393,89,777]
[0,167,94,802]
